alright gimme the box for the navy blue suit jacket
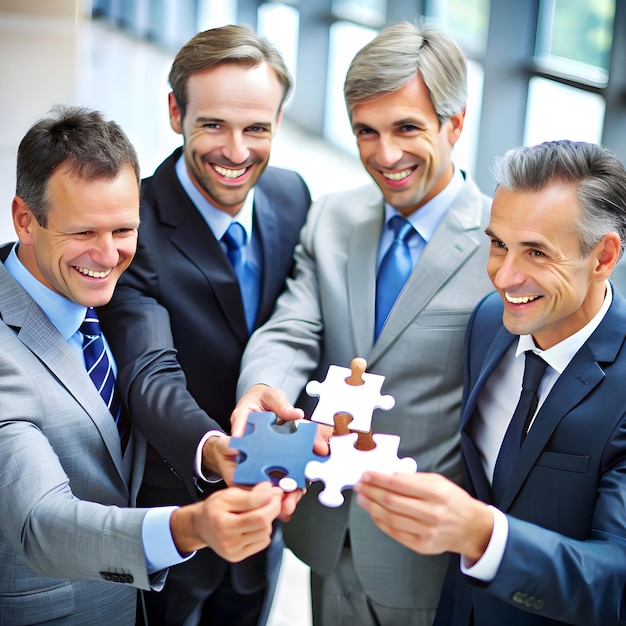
[435,289,626,626]
[99,148,310,623]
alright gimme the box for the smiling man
[98,25,310,626]
[234,22,494,626]
[354,140,626,626]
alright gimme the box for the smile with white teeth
[505,292,539,304]
[76,266,112,279]
[214,165,247,179]
[382,168,413,181]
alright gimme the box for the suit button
[533,599,544,610]
[512,591,527,604]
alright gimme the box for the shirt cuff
[194,430,227,483]
[460,505,509,581]
[142,506,195,574]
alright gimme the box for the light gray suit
[237,173,493,613]
[0,260,155,626]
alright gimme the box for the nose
[92,233,119,267]
[222,131,250,165]
[375,135,403,168]
[490,252,526,290]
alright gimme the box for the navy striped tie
[80,307,127,451]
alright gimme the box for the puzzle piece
[306,359,395,433]
[305,433,417,507]
[230,412,323,491]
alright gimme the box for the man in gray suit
[0,106,284,626]
[235,23,494,625]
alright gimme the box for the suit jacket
[435,290,626,626]
[99,148,310,623]
[237,173,494,609]
[0,258,151,626]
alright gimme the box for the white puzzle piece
[305,433,417,507]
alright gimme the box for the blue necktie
[491,351,548,502]
[375,215,415,339]
[80,307,128,451]
[222,222,260,334]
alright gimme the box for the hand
[354,472,493,565]
[170,482,283,562]
[201,435,240,486]
[231,384,329,456]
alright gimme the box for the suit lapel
[153,152,248,341]
[0,269,126,481]
[346,192,382,359]
[370,179,485,364]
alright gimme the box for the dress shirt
[176,155,258,483]
[4,244,189,574]
[463,281,613,580]
[376,166,464,269]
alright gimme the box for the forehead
[489,183,581,244]
[185,62,284,118]
[350,73,438,127]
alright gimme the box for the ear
[447,109,466,146]
[168,92,183,135]
[12,196,35,244]
[594,232,621,281]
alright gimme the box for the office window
[426,0,490,55]
[332,0,387,27]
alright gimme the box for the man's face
[170,62,284,216]
[13,163,140,308]
[350,73,464,216]
[486,182,614,349]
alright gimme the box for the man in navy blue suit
[355,140,626,625]
[99,25,310,626]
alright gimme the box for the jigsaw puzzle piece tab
[231,411,323,491]
[305,433,417,507]
[306,359,395,433]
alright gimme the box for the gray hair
[492,140,626,260]
[344,21,467,124]
[16,105,139,227]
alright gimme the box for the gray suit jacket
[0,261,151,626]
[237,173,494,609]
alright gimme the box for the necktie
[222,221,260,334]
[80,308,128,451]
[375,215,415,339]
[492,351,548,502]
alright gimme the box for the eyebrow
[484,228,553,252]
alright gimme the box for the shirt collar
[383,166,464,242]
[175,154,254,241]
[516,280,613,374]
[4,243,86,340]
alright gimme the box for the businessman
[235,22,493,626]
[355,140,626,625]
[0,105,283,626]
[99,25,310,625]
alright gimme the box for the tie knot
[80,307,102,339]
[522,351,548,392]
[222,222,246,251]
[389,215,415,242]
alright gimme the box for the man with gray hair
[356,140,626,625]
[235,21,493,625]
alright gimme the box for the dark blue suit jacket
[99,148,310,623]
[435,289,626,626]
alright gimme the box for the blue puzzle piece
[230,411,325,490]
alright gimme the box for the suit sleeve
[480,415,626,625]
[0,351,152,589]
[237,196,326,403]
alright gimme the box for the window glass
[535,0,615,81]
[332,0,387,27]
[524,77,605,147]
[426,0,490,55]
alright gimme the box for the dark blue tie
[80,308,127,451]
[375,215,415,339]
[492,351,548,502]
[222,222,260,334]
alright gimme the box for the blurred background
[1,1,625,623]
